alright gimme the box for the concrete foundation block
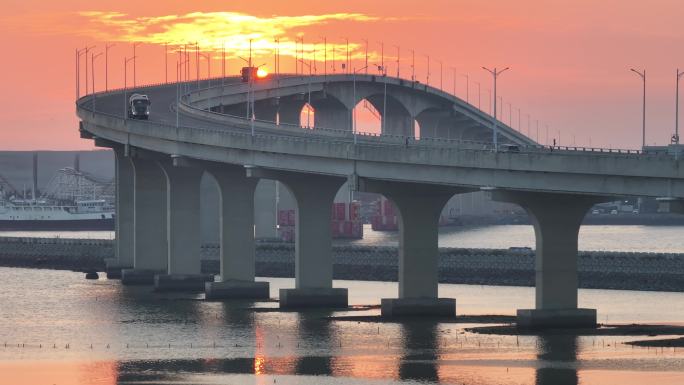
[205,280,270,300]
[381,298,456,317]
[516,308,597,329]
[279,288,348,308]
[154,274,215,292]
[121,269,164,285]
[104,258,131,279]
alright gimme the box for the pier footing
[153,274,214,292]
[121,269,164,285]
[103,258,130,279]
[279,288,348,308]
[205,280,270,300]
[381,298,456,317]
[516,308,597,329]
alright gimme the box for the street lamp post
[461,74,469,103]
[411,49,415,81]
[199,52,211,87]
[425,55,430,85]
[82,45,95,95]
[91,52,103,110]
[394,45,400,78]
[675,69,684,148]
[299,59,313,128]
[177,57,190,128]
[450,67,457,95]
[630,68,646,149]
[352,65,369,144]
[123,56,137,119]
[482,66,510,151]
[438,60,443,90]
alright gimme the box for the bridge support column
[313,103,352,131]
[105,149,134,279]
[121,157,168,285]
[205,165,269,300]
[248,169,347,308]
[492,191,604,328]
[361,180,470,317]
[154,161,213,291]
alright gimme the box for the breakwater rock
[1,236,683,292]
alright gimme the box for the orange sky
[0,0,683,150]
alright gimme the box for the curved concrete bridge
[77,74,684,328]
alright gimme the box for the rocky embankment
[1,236,683,292]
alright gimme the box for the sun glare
[256,68,268,78]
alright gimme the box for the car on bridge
[128,94,150,120]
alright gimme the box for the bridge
[76,73,684,328]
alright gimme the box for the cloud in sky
[73,11,382,60]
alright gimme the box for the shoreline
[1,235,684,293]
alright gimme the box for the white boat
[0,198,114,230]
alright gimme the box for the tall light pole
[675,69,684,146]
[177,57,189,128]
[482,66,510,151]
[105,43,115,91]
[76,47,89,98]
[630,68,646,149]
[353,66,369,144]
[123,56,136,119]
[425,55,430,85]
[438,60,443,90]
[91,52,103,109]
[132,42,141,87]
[199,52,211,87]
[299,59,313,128]
[411,49,415,81]
[83,45,95,95]
[362,39,368,75]
[345,38,349,74]
[379,42,384,75]
[394,45,400,78]
[450,67,457,95]
[320,37,327,77]
[461,74,469,103]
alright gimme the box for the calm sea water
[3,224,684,253]
[0,268,683,385]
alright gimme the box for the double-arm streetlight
[630,68,646,149]
[482,66,510,151]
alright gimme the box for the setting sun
[256,68,268,78]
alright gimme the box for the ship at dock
[0,154,114,230]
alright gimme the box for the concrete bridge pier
[204,165,269,299]
[121,156,168,285]
[105,149,134,279]
[312,99,352,131]
[361,180,470,317]
[492,190,605,328]
[248,168,348,308]
[153,160,213,291]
